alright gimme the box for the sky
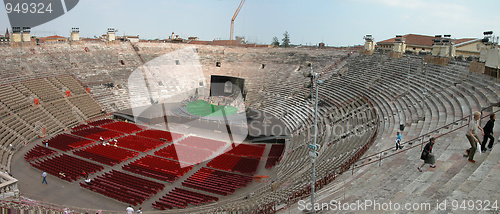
[1,0,499,46]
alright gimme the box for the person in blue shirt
[395,131,403,150]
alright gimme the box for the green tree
[271,36,280,46]
[281,31,290,48]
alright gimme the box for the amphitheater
[0,41,499,214]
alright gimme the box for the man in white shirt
[126,205,134,214]
[465,112,484,163]
[42,172,48,184]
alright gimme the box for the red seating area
[24,145,58,161]
[154,144,213,164]
[152,187,218,210]
[80,170,165,206]
[177,136,227,152]
[207,154,260,175]
[71,127,124,141]
[114,135,166,152]
[45,133,94,151]
[87,119,115,126]
[123,155,193,182]
[266,157,279,169]
[265,157,279,169]
[100,121,146,134]
[265,144,285,169]
[73,144,139,166]
[268,144,285,157]
[223,143,266,158]
[30,154,104,182]
[182,167,252,196]
[135,129,183,142]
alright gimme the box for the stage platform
[113,103,291,142]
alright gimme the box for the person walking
[395,131,403,150]
[466,112,484,163]
[42,171,48,184]
[481,113,495,152]
[418,137,437,172]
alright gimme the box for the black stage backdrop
[210,75,246,99]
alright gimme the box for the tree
[281,31,290,48]
[271,36,280,46]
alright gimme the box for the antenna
[363,35,373,41]
[482,31,498,47]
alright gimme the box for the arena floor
[12,123,277,212]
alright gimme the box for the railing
[354,102,500,170]
[0,194,119,214]
[0,95,496,214]
[257,101,499,214]
[252,96,379,213]
[318,52,352,78]
[0,173,19,199]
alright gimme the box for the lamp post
[69,28,72,66]
[309,64,314,101]
[407,57,410,94]
[19,27,23,66]
[303,63,322,213]
[422,62,427,120]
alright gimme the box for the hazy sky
[1,0,499,46]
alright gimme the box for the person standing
[82,170,88,180]
[466,112,484,163]
[418,137,437,172]
[481,113,495,152]
[42,172,48,184]
[395,131,403,150]
[126,205,134,214]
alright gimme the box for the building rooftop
[188,40,211,45]
[209,39,243,46]
[377,34,435,47]
[377,34,479,47]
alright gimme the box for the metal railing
[0,173,19,199]
[258,101,499,214]
[1,100,497,214]
[251,96,379,213]
[354,103,499,170]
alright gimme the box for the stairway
[279,115,500,213]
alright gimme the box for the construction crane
[230,0,245,45]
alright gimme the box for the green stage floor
[186,100,238,117]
